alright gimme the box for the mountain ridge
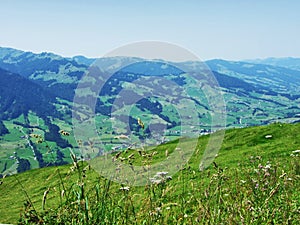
[3,46,300,69]
[244,57,300,71]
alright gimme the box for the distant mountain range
[0,46,299,175]
[244,57,300,71]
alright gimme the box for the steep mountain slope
[0,68,58,120]
[0,68,74,175]
[0,47,87,100]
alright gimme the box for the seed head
[137,118,145,129]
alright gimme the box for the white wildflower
[265,164,271,169]
[155,207,161,212]
[150,178,162,185]
[156,171,168,177]
[119,186,130,191]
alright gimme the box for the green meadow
[0,122,299,224]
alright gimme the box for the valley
[0,47,300,176]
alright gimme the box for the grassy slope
[0,122,299,224]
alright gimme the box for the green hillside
[0,122,299,224]
[1,48,300,177]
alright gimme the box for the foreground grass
[0,122,299,224]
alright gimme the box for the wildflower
[291,150,300,157]
[150,178,162,185]
[155,207,161,212]
[150,171,172,185]
[265,164,271,169]
[240,180,246,184]
[156,171,168,177]
[119,186,130,191]
[199,162,205,171]
[264,172,270,177]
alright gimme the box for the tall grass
[1,122,299,224]
[17,148,299,224]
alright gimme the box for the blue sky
[0,0,300,60]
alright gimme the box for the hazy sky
[1,0,300,60]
